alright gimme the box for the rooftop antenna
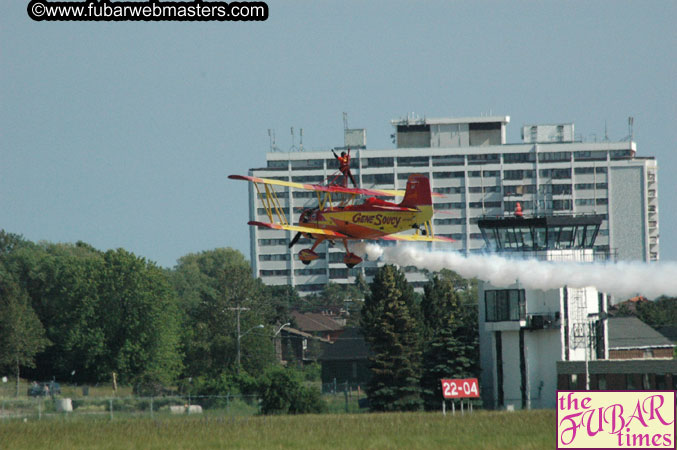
[604,121,609,141]
[289,127,297,152]
[267,129,281,152]
[628,117,634,142]
[343,112,349,147]
[299,128,304,152]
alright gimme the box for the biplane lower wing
[248,221,349,238]
[380,234,455,243]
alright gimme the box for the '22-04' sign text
[441,378,479,399]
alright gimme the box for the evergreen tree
[420,273,479,410]
[361,265,422,411]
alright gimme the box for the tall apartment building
[246,115,659,294]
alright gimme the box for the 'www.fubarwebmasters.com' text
[27,0,268,21]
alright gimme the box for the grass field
[0,410,555,449]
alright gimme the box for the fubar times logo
[557,390,676,449]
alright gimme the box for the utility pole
[229,305,250,373]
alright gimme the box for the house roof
[608,317,674,350]
[281,326,331,343]
[319,328,371,361]
[291,311,343,333]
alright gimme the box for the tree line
[0,230,479,412]
[361,264,478,411]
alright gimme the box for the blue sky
[2,1,676,267]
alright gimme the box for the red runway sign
[441,378,479,399]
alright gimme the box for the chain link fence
[0,394,261,421]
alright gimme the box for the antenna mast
[289,127,297,152]
[267,129,281,152]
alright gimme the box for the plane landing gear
[343,252,363,268]
[341,238,363,268]
[299,237,325,265]
[299,249,319,265]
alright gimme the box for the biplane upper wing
[229,175,403,197]
[248,221,349,238]
[380,234,456,243]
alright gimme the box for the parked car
[27,381,61,397]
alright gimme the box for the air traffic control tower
[477,210,609,410]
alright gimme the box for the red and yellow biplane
[228,173,454,268]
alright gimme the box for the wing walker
[229,156,453,268]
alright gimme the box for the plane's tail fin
[399,174,433,208]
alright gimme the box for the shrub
[258,367,325,415]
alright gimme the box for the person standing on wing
[331,148,357,187]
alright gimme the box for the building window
[538,151,571,162]
[553,199,572,211]
[485,289,526,322]
[259,253,290,261]
[503,152,535,164]
[574,151,607,161]
[291,159,324,170]
[397,156,429,167]
[432,155,464,166]
[295,268,325,276]
[258,238,289,246]
[435,202,465,210]
[329,252,345,263]
[329,268,348,279]
[267,160,288,169]
[292,175,325,183]
[504,170,534,180]
[467,154,500,164]
[434,218,465,225]
[434,186,464,194]
[362,174,394,185]
[364,157,394,168]
[260,269,290,276]
[398,172,418,180]
[540,168,572,179]
[505,184,537,196]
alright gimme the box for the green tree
[636,297,677,328]
[98,249,183,385]
[170,248,275,378]
[0,268,49,396]
[420,273,478,410]
[2,240,183,385]
[265,284,300,325]
[361,265,422,411]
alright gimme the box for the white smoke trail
[354,243,677,301]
